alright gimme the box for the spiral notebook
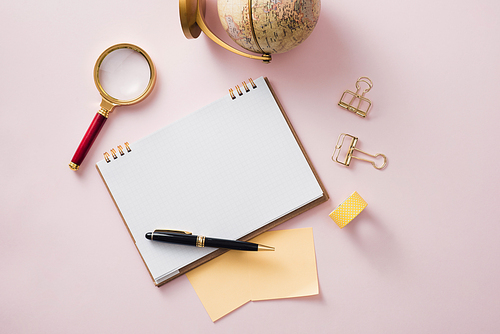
[96,77,328,286]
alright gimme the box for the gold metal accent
[196,235,206,247]
[247,0,264,54]
[179,0,272,62]
[94,43,157,109]
[179,0,202,38]
[235,85,242,96]
[153,229,193,235]
[97,107,110,118]
[257,244,275,251]
[230,79,256,100]
[69,162,80,170]
[242,81,250,92]
[249,78,256,89]
[332,133,387,170]
[338,77,373,118]
[104,143,130,163]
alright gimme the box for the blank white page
[96,77,324,284]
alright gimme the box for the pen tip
[257,244,275,251]
[145,232,152,240]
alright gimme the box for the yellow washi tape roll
[329,191,367,228]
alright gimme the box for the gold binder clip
[332,133,387,170]
[338,77,373,117]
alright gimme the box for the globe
[217,0,321,55]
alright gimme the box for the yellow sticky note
[186,228,319,322]
[185,251,251,320]
[248,229,319,301]
[329,191,368,228]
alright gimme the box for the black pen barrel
[148,232,198,246]
[146,232,260,251]
[205,237,258,251]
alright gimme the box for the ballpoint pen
[145,229,275,251]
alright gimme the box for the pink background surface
[1,0,499,333]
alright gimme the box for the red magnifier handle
[69,112,108,170]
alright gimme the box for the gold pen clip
[153,229,192,235]
[332,133,387,170]
[338,77,373,117]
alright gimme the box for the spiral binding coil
[229,78,257,100]
[104,142,131,163]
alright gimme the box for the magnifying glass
[69,43,156,170]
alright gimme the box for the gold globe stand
[179,0,272,63]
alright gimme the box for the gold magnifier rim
[94,43,156,106]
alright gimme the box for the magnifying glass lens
[98,48,151,101]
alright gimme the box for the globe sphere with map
[217,0,321,55]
